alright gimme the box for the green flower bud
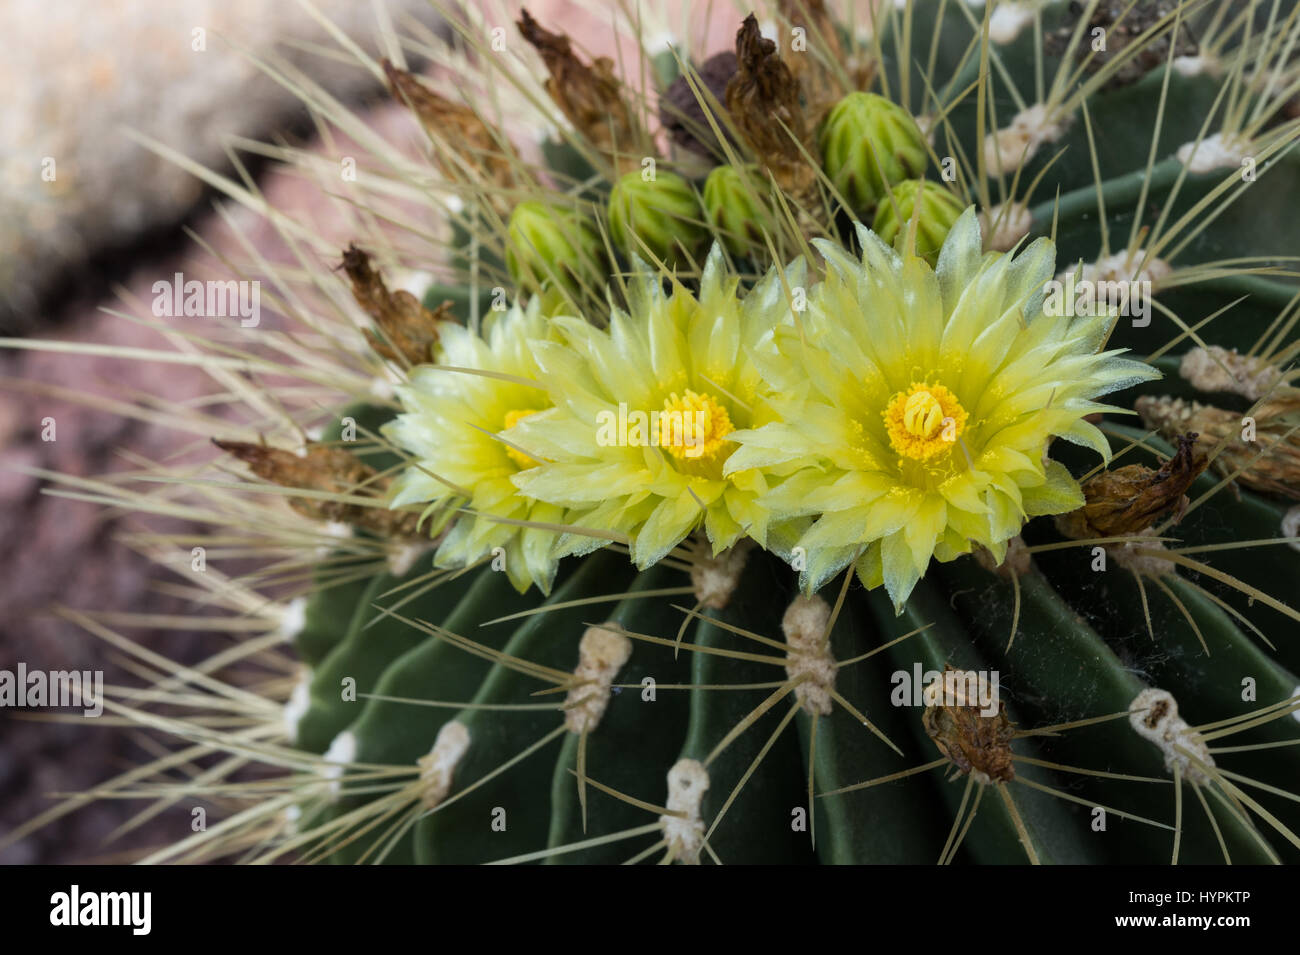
[506,200,603,312]
[819,92,928,217]
[607,170,707,268]
[701,164,772,259]
[871,179,967,265]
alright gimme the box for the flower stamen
[884,382,967,461]
[502,408,541,468]
[659,389,734,463]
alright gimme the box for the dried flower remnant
[725,15,817,201]
[382,59,516,209]
[518,9,648,176]
[341,244,450,366]
[1055,433,1208,540]
[922,667,1016,785]
[213,440,422,538]
[1137,396,1300,501]
[778,0,870,124]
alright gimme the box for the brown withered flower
[922,666,1016,784]
[778,0,872,124]
[382,59,516,210]
[1137,395,1300,501]
[340,244,450,367]
[1044,0,1198,91]
[725,15,817,201]
[518,9,648,176]
[1055,432,1208,540]
[213,439,423,538]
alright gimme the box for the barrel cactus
[13,0,1300,866]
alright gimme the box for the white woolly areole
[386,539,432,577]
[691,539,753,609]
[1172,54,1217,77]
[982,104,1070,173]
[974,535,1032,579]
[564,625,633,734]
[1129,688,1214,785]
[660,758,709,865]
[1176,132,1252,173]
[276,597,307,642]
[282,804,302,836]
[1057,249,1172,287]
[980,201,1033,252]
[641,28,677,55]
[1284,506,1300,555]
[1109,527,1175,578]
[322,730,357,801]
[781,594,836,716]
[417,721,470,809]
[283,668,312,743]
[1291,685,1300,724]
[989,2,1037,45]
[1179,345,1283,401]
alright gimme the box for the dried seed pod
[213,439,423,538]
[725,15,817,201]
[518,8,648,176]
[1137,395,1300,501]
[1055,432,1208,540]
[341,244,449,366]
[922,666,1015,785]
[819,92,928,218]
[382,59,516,210]
[1044,0,1198,91]
[871,179,965,265]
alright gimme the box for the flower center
[883,383,967,461]
[659,390,735,462]
[502,408,541,468]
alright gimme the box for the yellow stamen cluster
[502,408,541,467]
[883,383,967,461]
[658,390,735,463]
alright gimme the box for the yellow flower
[384,300,564,593]
[510,247,802,567]
[725,210,1159,609]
